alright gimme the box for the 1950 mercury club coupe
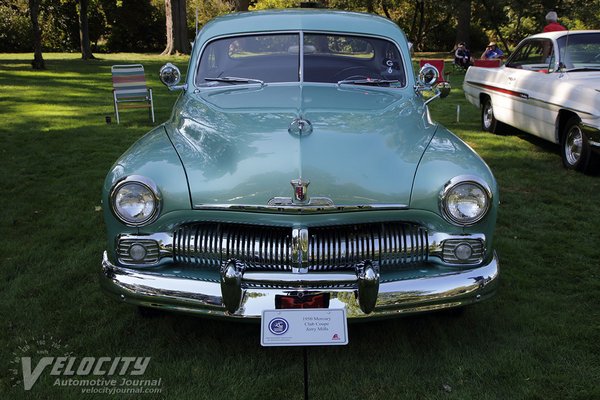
[100,10,499,320]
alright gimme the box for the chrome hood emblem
[291,178,310,204]
[288,118,313,136]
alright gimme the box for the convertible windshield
[558,33,600,71]
[195,33,406,87]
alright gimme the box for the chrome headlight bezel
[439,175,492,226]
[110,175,161,227]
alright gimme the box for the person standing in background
[543,11,567,32]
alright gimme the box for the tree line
[2,0,598,69]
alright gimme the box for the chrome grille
[173,222,428,271]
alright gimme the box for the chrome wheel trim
[565,125,583,166]
[483,103,493,130]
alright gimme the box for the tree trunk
[382,1,392,19]
[29,0,45,69]
[173,0,190,54]
[455,0,471,46]
[409,0,419,41]
[236,0,250,11]
[416,0,425,51]
[161,0,174,55]
[78,0,95,60]
[162,0,189,55]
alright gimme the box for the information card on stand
[261,308,348,347]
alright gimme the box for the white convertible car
[464,30,600,173]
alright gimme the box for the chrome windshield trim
[192,30,408,90]
[192,203,409,213]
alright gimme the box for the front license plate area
[275,292,330,309]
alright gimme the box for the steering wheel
[333,67,379,81]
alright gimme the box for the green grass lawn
[1,53,599,400]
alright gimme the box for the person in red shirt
[543,11,566,32]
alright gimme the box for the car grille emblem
[291,178,310,204]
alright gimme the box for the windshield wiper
[204,76,265,85]
[337,78,400,86]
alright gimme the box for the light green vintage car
[101,9,499,320]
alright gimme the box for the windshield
[557,33,600,71]
[195,32,406,87]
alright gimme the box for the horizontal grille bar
[173,222,428,271]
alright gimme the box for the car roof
[527,30,600,40]
[196,9,404,42]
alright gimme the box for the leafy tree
[107,0,165,52]
[40,0,80,51]
[4,0,600,54]
[190,0,234,29]
[0,0,32,52]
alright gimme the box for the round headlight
[111,176,160,226]
[441,177,491,226]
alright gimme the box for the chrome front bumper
[100,251,499,319]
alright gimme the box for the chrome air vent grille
[172,222,428,271]
[117,239,160,265]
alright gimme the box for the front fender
[103,125,191,259]
[410,127,499,252]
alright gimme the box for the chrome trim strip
[193,203,409,212]
[242,271,358,285]
[466,80,596,118]
[101,251,499,319]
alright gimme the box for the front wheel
[560,117,597,173]
[481,98,504,134]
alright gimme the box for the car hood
[563,71,600,89]
[166,84,436,208]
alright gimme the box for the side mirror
[159,63,185,91]
[415,64,451,105]
[418,64,439,86]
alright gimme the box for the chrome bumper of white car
[100,251,499,319]
[582,124,600,149]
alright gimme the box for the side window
[506,39,554,72]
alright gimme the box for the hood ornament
[291,178,310,204]
[288,118,313,136]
